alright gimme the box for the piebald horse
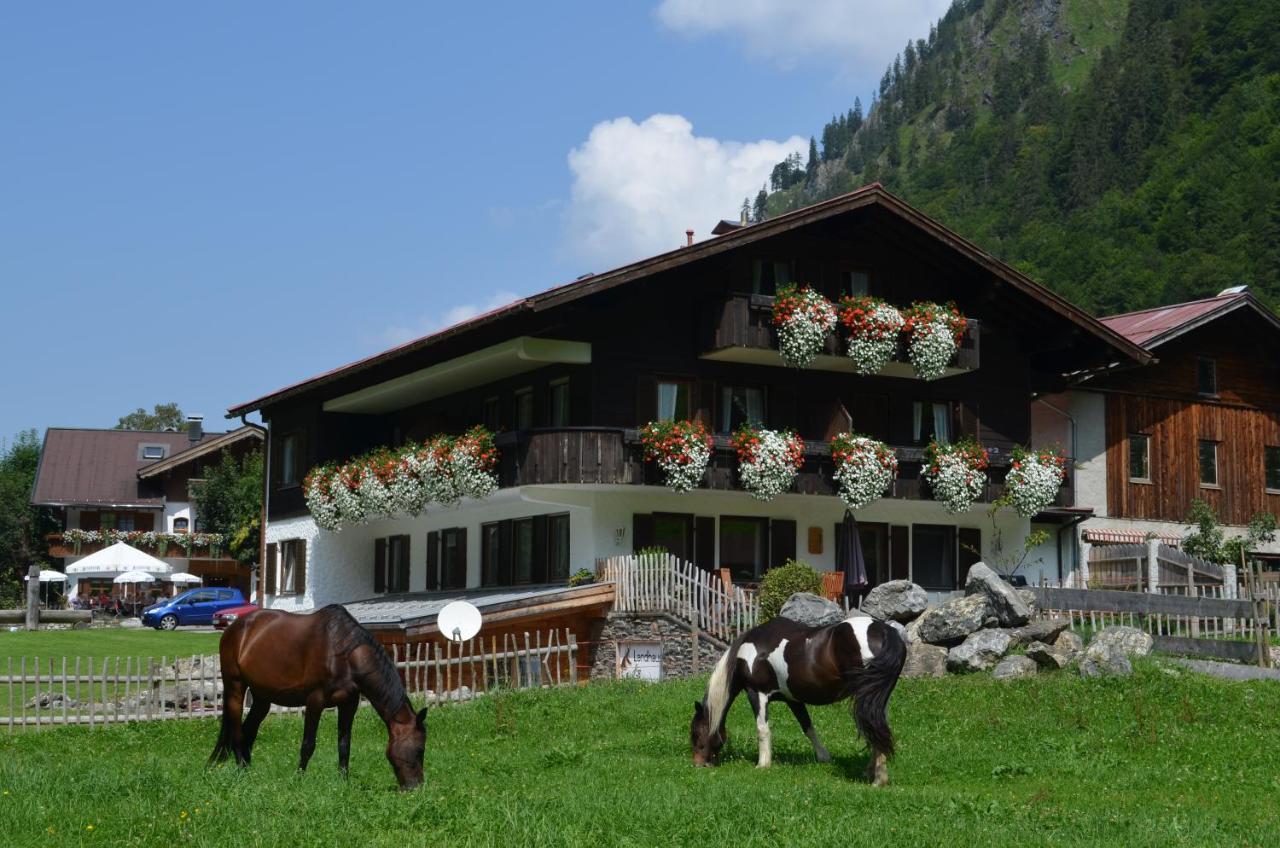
[690,613,906,785]
[210,605,428,790]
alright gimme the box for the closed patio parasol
[835,510,869,602]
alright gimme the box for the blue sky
[1,1,948,441]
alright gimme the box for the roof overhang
[322,336,591,415]
[137,426,264,479]
[33,500,164,510]
[1141,294,1280,349]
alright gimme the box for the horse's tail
[209,626,240,766]
[208,699,237,765]
[702,639,738,732]
[850,621,906,758]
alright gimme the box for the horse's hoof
[815,751,832,764]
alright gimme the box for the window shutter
[135,513,155,532]
[453,528,468,589]
[265,543,277,595]
[79,511,100,531]
[425,531,439,591]
[958,527,981,584]
[769,519,797,570]
[695,517,715,572]
[399,535,411,593]
[890,525,910,581]
[632,513,654,552]
[498,520,513,585]
[635,375,658,423]
[295,541,307,596]
[374,538,387,594]
[532,515,549,583]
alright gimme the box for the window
[548,513,570,580]
[550,379,571,427]
[142,445,166,460]
[840,270,870,297]
[482,396,501,433]
[514,387,534,430]
[481,522,503,587]
[280,539,306,595]
[1197,358,1217,396]
[173,517,189,532]
[657,380,692,422]
[278,432,303,488]
[1129,434,1151,482]
[912,524,957,590]
[751,259,794,295]
[512,518,535,584]
[652,513,694,562]
[1267,446,1280,492]
[440,528,465,589]
[912,402,953,444]
[719,386,765,434]
[116,514,135,532]
[1199,440,1219,487]
[720,516,769,582]
[99,512,116,531]
[386,535,410,593]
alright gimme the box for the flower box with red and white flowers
[922,438,989,514]
[902,301,967,381]
[1004,446,1067,517]
[838,295,905,376]
[830,433,898,509]
[639,419,712,494]
[732,426,805,501]
[771,285,837,369]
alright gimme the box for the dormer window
[139,444,168,461]
[1197,358,1217,396]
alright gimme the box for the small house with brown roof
[31,419,263,599]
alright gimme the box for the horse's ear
[416,706,429,729]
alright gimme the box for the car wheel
[158,614,179,631]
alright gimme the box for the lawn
[0,628,221,664]
[1,662,1278,847]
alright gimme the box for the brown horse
[690,613,905,785]
[210,604,428,790]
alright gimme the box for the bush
[567,568,595,587]
[757,559,824,621]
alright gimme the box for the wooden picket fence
[597,553,759,642]
[1,629,577,733]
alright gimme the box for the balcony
[495,428,1072,509]
[701,293,980,378]
[47,531,232,560]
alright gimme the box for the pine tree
[805,137,819,187]
[752,187,768,223]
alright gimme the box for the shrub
[757,559,824,621]
[567,568,595,587]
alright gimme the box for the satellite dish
[437,600,482,643]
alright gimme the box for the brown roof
[228,183,1153,417]
[1099,294,1245,347]
[31,429,225,509]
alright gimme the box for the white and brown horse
[690,614,906,785]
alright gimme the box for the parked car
[141,587,246,630]
[213,603,260,630]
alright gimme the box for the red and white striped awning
[1083,529,1182,545]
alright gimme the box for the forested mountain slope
[758,0,1280,314]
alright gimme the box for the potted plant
[902,301,966,381]
[838,295,904,375]
[639,419,712,493]
[772,285,837,369]
[732,425,805,501]
[830,433,898,509]
[1004,446,1068,517]
[568,568,596,587]
[922,437,989,514]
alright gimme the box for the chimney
[685,229,694,247]
[187,415,203,442]
[741,207,749,225]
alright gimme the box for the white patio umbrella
[113,570,157,584]
[24,570,67,582]
[167,572,201,584]
[65,541,172,577]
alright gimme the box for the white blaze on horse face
[765,638,791,697]
[845,616,876,663]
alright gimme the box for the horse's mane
[319,604,408,715]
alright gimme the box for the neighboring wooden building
[228,184,1152,638]
[31,420,264,597]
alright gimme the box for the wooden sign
[808,526,823,555]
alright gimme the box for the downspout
[241,414,269,605]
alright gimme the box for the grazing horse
[690,613,906,785]
[210,604,428,790]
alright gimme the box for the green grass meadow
[1,662,1278,847]
[0,629,221,664]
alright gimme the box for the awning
[65,541,173,577]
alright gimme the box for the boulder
[992,655,1038,681]
[1025,640,1073,670]
[1079,644,1133,678]
[1088,626,1153,659]
[904,607,933,644]
[860,580,929,623]
[886,620,908,643]
[1009,617,1070,648]
[779,592,847,628]
[1017,588,1040,617]
[901,643,948,678]
[1054,630,1084,658]
[947,628,1014,673]
[26,691,80,710]
[917,594,992,645]
[964,563,1032,627]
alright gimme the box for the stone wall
[590,612,725,681]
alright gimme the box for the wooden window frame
[717,383,768,435]
[547,512,571,581]
[655,378,695,423]
[1265,445,1280,494]
[1196,357,1218,398]
[276,430,305,490]
[278,539,306,596]
[549,378,571,428]
[1128,433,1152,484]
[1198,439,1220,489]
[514,387,535,431]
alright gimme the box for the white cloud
[563,114,806,269]
[656,0,952,75]
[377,290,520,348]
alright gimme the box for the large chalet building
[235,183,1280,634]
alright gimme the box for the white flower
[923,443,988,514]
[831,436,897,509]
[735,429,804,501]
[774,288,837,369]
[906,316,959,381]
[1005,452,1066,517]
[843,302,904,375]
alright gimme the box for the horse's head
[387,705,428,790]
[690,700,724,767]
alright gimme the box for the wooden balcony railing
[46,532,231,560]
[495,428,1072,509]
[702,292,980,377]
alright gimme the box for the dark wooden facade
[1098,308,1280,525]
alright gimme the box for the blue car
[141,587,246,630]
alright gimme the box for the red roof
[1099,294,1245,348]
